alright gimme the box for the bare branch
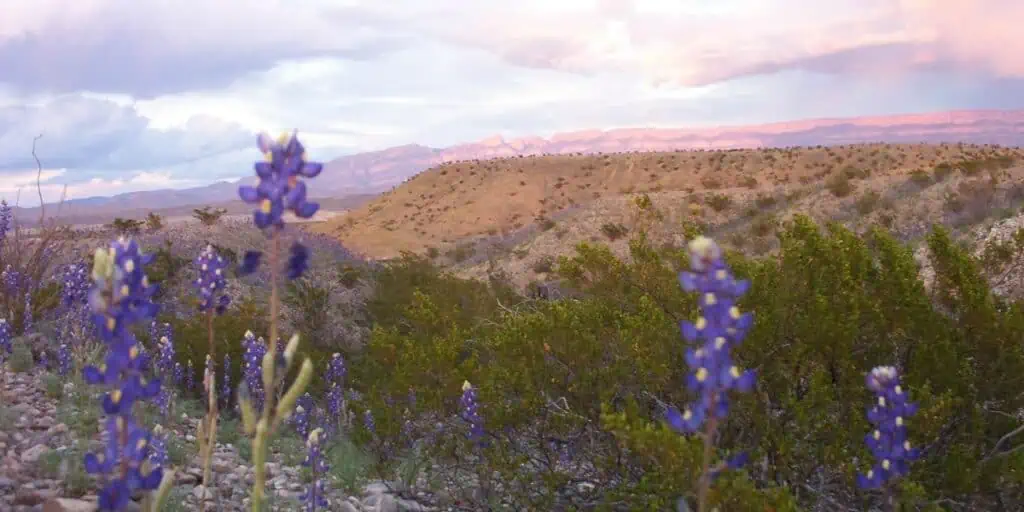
[32,133,45,225]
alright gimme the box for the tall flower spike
[0,319,11,362]
[666,236,756,434]
[856,366,920,490]
[460,381,485,443]
[300,428,330,511]
[238,131,324,231]
[194,245,231,314]
[0,199,11,247]
[80,238,164,511]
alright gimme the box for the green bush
[347,215,1024,510]
[163,298,269,403]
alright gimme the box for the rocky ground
[0,369,438,512]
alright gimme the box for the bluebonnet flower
[856,366,920,490]
[61,262,91,308]
[58,343,72,376]
[326,384,344,420]
[80,237,164,510]
[236,132,323,282]
[665,236,756,435]
[0,199,11,247]
[241,331,267,412]
[149,425,168,468]
[0,319,11,362]
[174,362,184,388]
[460,381,485,443]
[238,132,324,231]
[220,354,232,411]
[22,292,33,335]
[286,242,310,280]
[326,353,346,385]
[299,428,330,511]
[364,410,375,435]
[292,392,315,439]
[156,335,176,380]
[194,245,230,314]
[185,359,195,392]
[1,265,21,295]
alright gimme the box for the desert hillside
[313,143,1024,261]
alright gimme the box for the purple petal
[239,185,260,203]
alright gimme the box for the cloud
[0,0,411,97]
[0,166,208,205]
[347,0,1022,86]
[0,94,254,173]
[1,0,1023,208]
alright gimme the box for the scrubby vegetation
[2,140,1024,511]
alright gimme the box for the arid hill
[312,143,1024,263]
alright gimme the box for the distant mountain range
[12,109,1024,226]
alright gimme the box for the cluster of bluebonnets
[0,133,929,512]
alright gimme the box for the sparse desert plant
[192,206,228,226]
[146,212,165,232]
[826,172,855,197]
[855,189,882,214]
[109,217,145,236]
[706,193,732,212]
[600,222,629,241]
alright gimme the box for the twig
[32,134,44,225]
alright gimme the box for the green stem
[696,415,719,512]
[201,310,218,512]
[251,231,281,512]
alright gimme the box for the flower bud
[275,358,313,422]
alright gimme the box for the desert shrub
[531,255,556,274]
[706,193,733,212]
[284,278,333,348]
[192,206,228,226]
[909,170,932,187]
[109,217,145,236]
[446,243,474,263]
[348,216,1024,510]
[8,342,33,372]
[163,298,269,403]
[600,222,629,241]
[841,165,870,180]
[933,162,955,181]
[754,194,777,209]
[146,212,165,232]
[826,172,855,197]
[855,189,882,214]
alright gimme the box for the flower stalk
[237,131,323,512]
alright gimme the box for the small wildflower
[460,381,485,443]
[0,319,11,362]
[299,428,330,511]
[193,245,231,314]
[221,354,232,410]
[666,236,756,436]
[238,132,324,231]
[57,343,72,376]
[856,366,920,490]
[286,242,310,280]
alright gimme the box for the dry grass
[312,143,1024,266]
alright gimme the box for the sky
[0,0,1021,205]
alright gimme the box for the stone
[192,485,214,501]
[21,443,51,463]
[363,492,398,512]
[42,498,98,512]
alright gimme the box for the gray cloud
[0,95,254,176]
[0,1,412,98]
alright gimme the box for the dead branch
[32,133,44,225]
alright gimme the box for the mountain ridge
[11,108,1024,223]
